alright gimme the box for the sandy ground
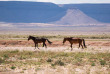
[0,40,110,53]
[0,46,110,53]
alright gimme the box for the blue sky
[0,0,110,4]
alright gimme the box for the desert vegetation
[0,50,110,74]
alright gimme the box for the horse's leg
[43,43,45,47]
[37,43,39,49]
[81,43,83,49]
[78,43,80,49]
[35,43,36,49]
[44,43,47,48]
[71,44,73,51]
[43,41,47,48]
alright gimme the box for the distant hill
[50,9,99,25]
[59,4,110,23]
[0,1,110,25]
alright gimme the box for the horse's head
[28,36,32,41]
[63,38,68,45]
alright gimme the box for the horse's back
[71,38,81,40]
[71,38,83,43]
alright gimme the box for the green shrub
[91,62,95,66]
[100,60,106,65]
[0,58,5,64]
[47,58,52,62]
[19,56,26,60]
[28,52,33,55]
[51,64,55,67]
[54,60,64,66]
[10,50,19,53]
[11,66,16,70]
[3,54,9,59]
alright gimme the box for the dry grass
[0,32,110,40]
[0,50,110,74]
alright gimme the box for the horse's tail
[46,39,52,44]
[82,39,87,48]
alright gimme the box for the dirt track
[0,40,110,47]
[0,40,110,53]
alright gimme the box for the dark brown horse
[28,36,52,49]
[63,37,87,51]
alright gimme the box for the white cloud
[0,0,110,4]
[0,23,15,28]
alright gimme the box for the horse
[28,36,52,49]
[63,37,87,51]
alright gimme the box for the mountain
[59,4,110,23]
[0,1,110,25]
[0,1,65,23]
[50,9,99,25]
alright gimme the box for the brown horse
[28,36,52,49]
[63,37,87,51]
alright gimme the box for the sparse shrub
[91,62,95,66]
[35,67,41,72]
[20,71,24,73]
[28,52,33,55]
[51,60,65,66]
[23,68,26,70]
[39,58,45,63]
[54,60,64,66]
[11,66,16,70]
[60,53,68,57]
[100,60,106,65]
[51,64,55,67]
[3,54,9,59]
[76,58,82,62]
[0,58,5,64]
[47,58,52,62]
[19,56,26,60]
[10,50,19,53]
